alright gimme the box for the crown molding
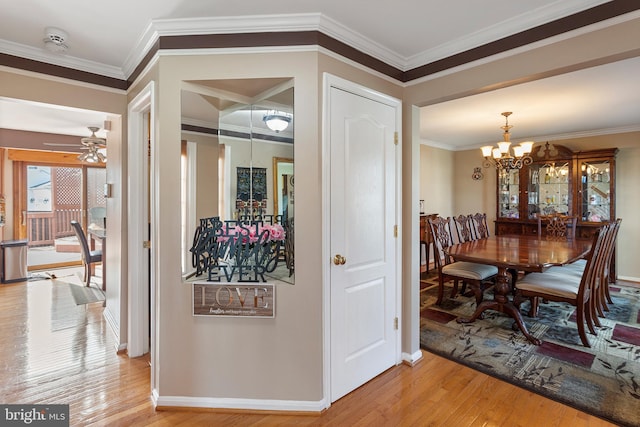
[125,13,406,77]
[529,124,640,144]
[405,0,610,70]
[422,124,640,152]
[0,39,126,80]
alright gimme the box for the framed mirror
[181,79,294,285]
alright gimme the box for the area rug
[420,276,640,427]
[68,283,105,305]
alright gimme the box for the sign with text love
[192,281,275,318]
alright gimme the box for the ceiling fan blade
[43,142,81,147]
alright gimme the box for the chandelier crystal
[481,112,534,170]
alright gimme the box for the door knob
[333,254,346,265]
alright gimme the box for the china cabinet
[494,142,618,277]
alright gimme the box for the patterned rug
[420,275,640,427]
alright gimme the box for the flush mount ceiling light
[43,27,69,53]
[263,111,291,133]
[78,127,107,163]
[481,112,534,171]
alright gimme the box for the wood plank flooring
[0,269,619,426]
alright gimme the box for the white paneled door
[328,81,400,402]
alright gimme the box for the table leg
[457,266,541,345]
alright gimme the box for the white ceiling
[0,0,638,150]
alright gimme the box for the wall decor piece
[189,216,285,282]
[236,167,268,216]
[237,167,267,200]
[472,167,484,180]
[193,282,275,317]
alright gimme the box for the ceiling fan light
[78,142,106,164]
[263,112,291,132]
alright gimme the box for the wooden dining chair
[559,219,622,325]
[537,214,577,239]
[470,213,490,239]
[427,216,498,306]
[513,225,608,347]
[589,219,620,325]
[600,218,621,307]
[453,214,476,243]
[70,220,103,288]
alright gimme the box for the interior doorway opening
[16,162,106,271]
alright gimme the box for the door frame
[127,81,155,377]
[321,73,403,407]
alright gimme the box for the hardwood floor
[0,270,617,426]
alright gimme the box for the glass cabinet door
[580,160,612,222]
[498,169,520,219]
[527,162,570,219]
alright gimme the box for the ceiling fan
[42,126,107,162]
[42,126,106,148]
[78,127,107,163]
[80,126,107,147]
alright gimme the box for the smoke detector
[43,27,69,53]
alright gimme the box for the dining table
[445,234,592,345]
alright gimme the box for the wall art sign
[189,216,285,282]
[192,281,275,318]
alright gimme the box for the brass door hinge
[394,132,398,145]
[394,225,398,238]
[394,317,399,330]
[143,240,151,249]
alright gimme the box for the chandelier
[263,111,291,133]
[481,112,534,170]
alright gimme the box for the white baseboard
[618,275,640,283]
[155,395,326,413]
[102,307,125,352]
[402,349,423,366]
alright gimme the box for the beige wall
[615,144,640,281]
[419,145,455,217]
